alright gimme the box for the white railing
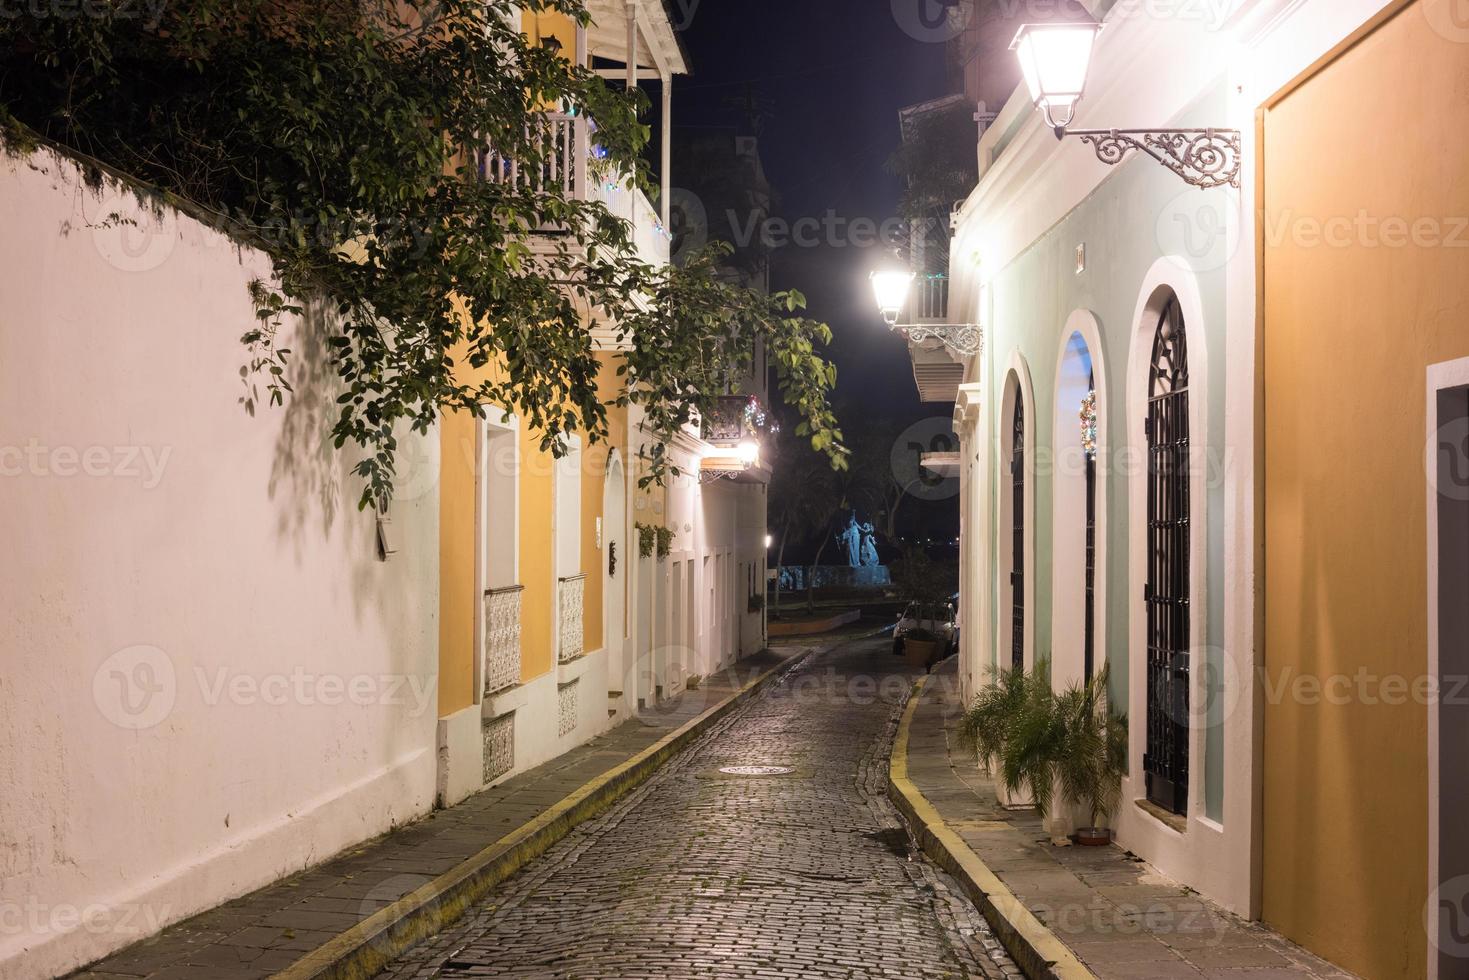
[909,274,950,322]
[483,585,524,695]
[558,573,586,664]
[481,112,589,199]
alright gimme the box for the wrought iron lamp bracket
[1064,128,1241,190]
[890,323,985,360]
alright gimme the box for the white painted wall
[0,149,440,979]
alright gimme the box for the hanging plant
[635,523,657,559]
[655,525,675,559]
[1080,389,1098,460]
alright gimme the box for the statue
[836,516,862,567]
[859,522,880,567]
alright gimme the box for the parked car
[892,601,958,663]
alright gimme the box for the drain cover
[718,765,794,776]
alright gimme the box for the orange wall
[438,408,478,716]
[518,423,556,684]
[1261,5,1469,976]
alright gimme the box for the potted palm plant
[958,662,1044,809]
[1054,666,1128,845]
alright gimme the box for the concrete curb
[887,677,1097,980]
[273,650,807,980]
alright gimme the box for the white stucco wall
[0,149,440,979]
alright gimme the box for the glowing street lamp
[1011,11,1241,189]
[1011,20,1103,135]
[869,268,982,359]
[870,270,915,326]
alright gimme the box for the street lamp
[869,269,983,360]
[870,270,915,326]
[1011,12,1240,189]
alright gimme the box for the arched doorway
[1053,325,1104,689]
[997,362,1032,675]
[1144,293,1190,817]
[603,450,628,713]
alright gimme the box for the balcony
[483,585,524,695]
[698,395,773,485]
[902,274,968,404]
[558,573,586,664]
[480,111,668,266]
[906,273,951,323]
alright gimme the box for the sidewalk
[68,647,803,980]
[893,661,1355,980]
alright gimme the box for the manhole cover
[718,765,794,776]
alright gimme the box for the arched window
[1144,295,1190,816]
[1011,393,1025,671]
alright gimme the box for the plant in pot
[901,626,940,669]
[1053,666,1128,846]
[958,661,1044,809]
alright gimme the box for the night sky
[672,1,962,548]
[672,0,951,421]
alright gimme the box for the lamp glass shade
[737,441,759,465]
[870,270,915,321]
[1011,23,1100,127]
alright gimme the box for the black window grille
[1085,371,1097,683]
[1011,391,1025,671]
[1144,296,1191,816]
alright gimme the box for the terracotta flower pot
[904,638,938,669]
[1074,827,1112,847]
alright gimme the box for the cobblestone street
[376,636,1020,980]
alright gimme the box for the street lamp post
[869,270,984,360]
[1011,12,1241,189]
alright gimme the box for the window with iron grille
[1011,391,1025,671]
[1144,295,1191,816]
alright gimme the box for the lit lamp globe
[870,270,915,326]
[1010,17,1102,136]
[737,441,760,466]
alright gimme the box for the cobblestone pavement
[375,635,1022,980]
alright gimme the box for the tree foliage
[0,0,844,507]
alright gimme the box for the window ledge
[1135,797,1188,834]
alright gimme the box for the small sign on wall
[1075,243,1087,275]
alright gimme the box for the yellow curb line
[888,676,1097,980]
[274,650,808,980]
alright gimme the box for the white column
[660,74,672,228]
[625,2,638,90]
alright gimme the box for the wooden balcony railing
[481,112,590,199]
[558,573,587,664]
[483,585,524,695]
